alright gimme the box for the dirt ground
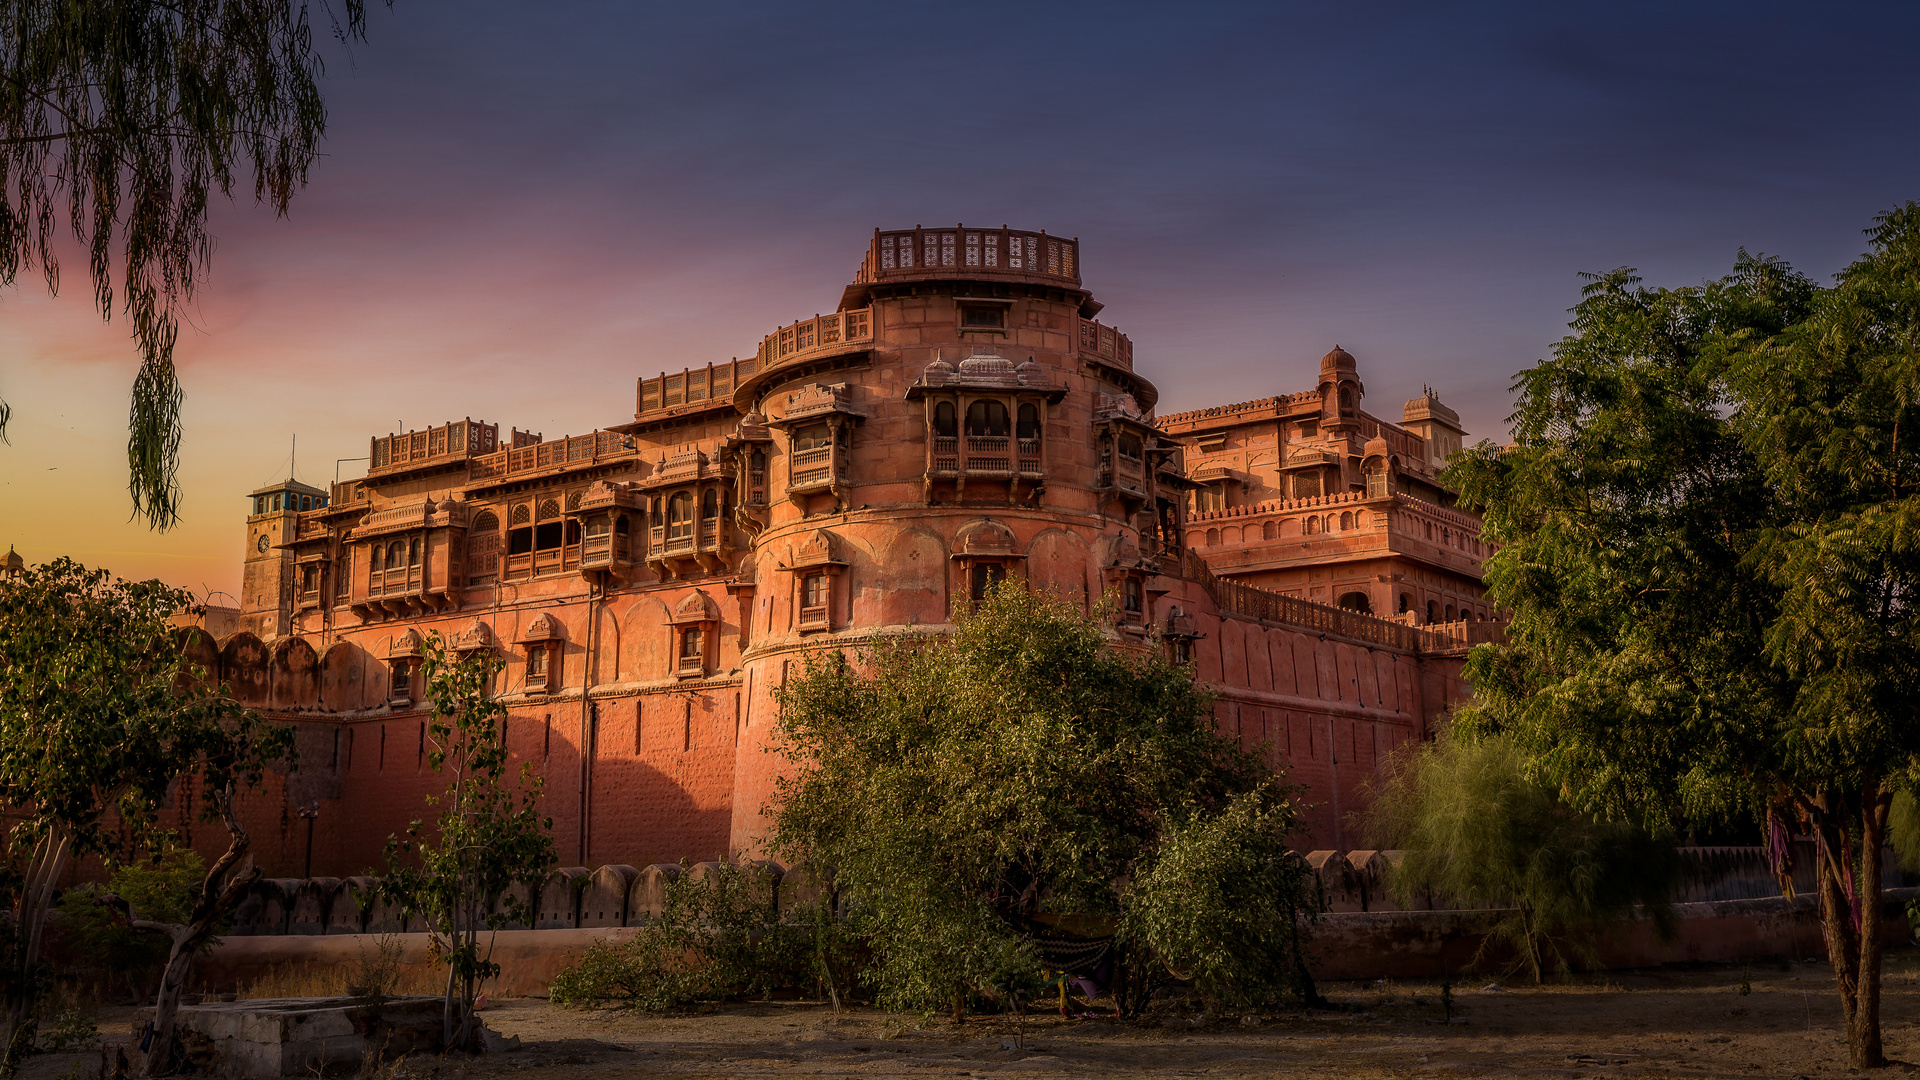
[33,955,1920,1079]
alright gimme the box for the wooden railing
[369,419,498,476]
[467,430,630,482]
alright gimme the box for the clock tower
[242,478,328,640]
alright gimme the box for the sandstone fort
[174,224,1497,877]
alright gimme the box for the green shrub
[550,861,817,1012]
[52,846,206,1001]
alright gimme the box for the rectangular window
[534,522,563,550]
[681,626,704,659]
[970,562,1006,603]
[1124,576,1143,614]
[527,645,548,682]
[960,306,1004,328]
[508,527,533,555]
[804,573,830,608]
[390,663,410,699]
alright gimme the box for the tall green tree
[0,0,387,529]
[1449,204,1920,1068]
[377,633,555,1053]
[0,557,290,1074]
[1365,734,1680,983]
[769,586,1318,1019]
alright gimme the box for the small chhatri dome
[921,351,956,386]
[957,349,1018,387]
[1320,344,1357,377]
[1014,356,1045,387]
[4,546,22,572]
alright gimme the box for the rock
[478,1026,521,1053]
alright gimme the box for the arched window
[1339,511,1353,531]
[1305,516,1319,535]
[407,538,420,566]
[1017,403,1040,441]
[1339,386,1355,415]
[1338,591,1372,614]
[614,515,629,536]
[1399,593,1411,614]
[1445,605,1456,621]
[700,488,719,519]
[750,447,768,476]
[1262,521,1277,541]
[1206,528,1219,546]
[933,401,957,438]
[965,400,1009,437]
[650,497,663,528]
[1427,600,1437,623]
[1123,576,1143,614]
[386,541,404,569]
[667,492,694,539]
[1424,522,1434,540]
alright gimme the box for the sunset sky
[4,1,1918,599]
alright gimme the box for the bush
[1365,734,1680,982]
[52,846,206,1001]
[550,862,824,1012]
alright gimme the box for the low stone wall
[219,847,1853,935]
[197,890,1917,994]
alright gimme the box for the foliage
[0,556,290,1073]
[0,0,389,528]
[768,585,1317,1020]
[1890,791,1920,874]
[550,862,818,1013]
[1446,203,1920,1067]
[1364,734,1679,982]
[1127,789,1320,1009]
[376,633,555,1052]
[52,846,207,999]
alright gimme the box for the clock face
[256,534,270,553]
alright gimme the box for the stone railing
[368,419,498,477]
[1181,550,1426,651]
[637,356,762,416]
[1075,317,1133,370]
[752,308,875,374]
[855,226,1080,286]
[467,430,631,482]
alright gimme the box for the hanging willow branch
[0,0,386,529]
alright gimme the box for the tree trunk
[1810,794,1889,1072]
[3,827,71,1063]
[1847,793,1890,1070]
[142,787,258,1078]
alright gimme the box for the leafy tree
[1363,734,1680,983]
[769,586,1318,1020]
[0,557,290,1075]
[0,0,388,529]
[1448,203,1920,1067]
[376,633,555,1053]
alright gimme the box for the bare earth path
[38,957,1920,1079]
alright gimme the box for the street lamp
[297,802,320,878]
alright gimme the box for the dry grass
[239,937,446,1001]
